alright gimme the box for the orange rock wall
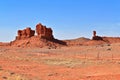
[36,23,54,40]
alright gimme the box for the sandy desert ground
[0,42,120,80]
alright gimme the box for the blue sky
[0,0,120,42]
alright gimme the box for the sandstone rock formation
[36,23,54,40]
[16,27,35,40]
[93,31,96,37]
[10,23,66,48]
[92,31,103,40]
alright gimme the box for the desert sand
[0,43,120,80]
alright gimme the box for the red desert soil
[0,43,120,80]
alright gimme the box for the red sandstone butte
[10,23,67,48]
[16,27,35,40]
[36,23,54,40]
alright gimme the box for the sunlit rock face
[16,27,35,40]
[36,23,54,40]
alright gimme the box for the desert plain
[0,41,120,80]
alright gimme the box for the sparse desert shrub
[2,76,7,79]
[107,48,111,51]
